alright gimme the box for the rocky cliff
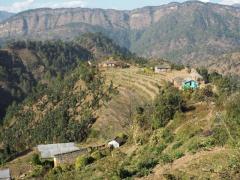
[0,2,239,69]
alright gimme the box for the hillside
[200,52,240,76]
[0,40,91,120]
[0,33,132,121]
[0,1,239,74]
[0,63,116,163]
[1,60,240,179]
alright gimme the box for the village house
[172,69,204,90]
[99,60,130,68]
[0,168,11,180]
[108,137,126,149]
[173,77,200,90]
[154,64,171,73]
[37,143,87,167]
[182,79,199,90]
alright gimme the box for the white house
[0,168,11,180]
[108,140,120,148]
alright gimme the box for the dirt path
[174,105,214,134]
[141,147,225,180]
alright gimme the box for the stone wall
[54,149,88,167]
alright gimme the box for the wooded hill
[0,33,132,120]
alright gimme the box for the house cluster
[34,136,127,167]
[154,64,204,90]
[98,60,130,69]
[172,69,204,90]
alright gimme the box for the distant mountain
[0,2,239,74]
[232,4,240,8]
[0,11,14,23]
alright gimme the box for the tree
[151,85,184,129]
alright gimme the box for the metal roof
[37,143,80,159]
[0,168,10,180]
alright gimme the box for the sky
[0,0,239,13]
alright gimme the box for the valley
[0,1,239,179]
[1,60,240,179]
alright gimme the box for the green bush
[212,126,229,146]
[172,141,183,150]
[135,157,158,177]
[151,85,185,129]
[91,151,104,160]
[75,155,94,170]
[188,137,215,153]
[118,167,135,179]
[162,129,174,143]
[160,153,173,164]
[151,144,167,155]
[193,85,214,102]
[174,151,185,159]
[29,165,44,177]
[31,153,42,165]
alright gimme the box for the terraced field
[92,67,167,139]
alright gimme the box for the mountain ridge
[0,1,239,74]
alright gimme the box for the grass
[93,67,165,139]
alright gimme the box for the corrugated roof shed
[37,143,80,159]
[0,168,11,180]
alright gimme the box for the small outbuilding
[154,64,171,73]
[108,136,126,149]
[108,140,120,149]
[0,168,11,180]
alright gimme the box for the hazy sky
[0,0,239,13]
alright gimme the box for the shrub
[172,141,183,150]
[118,167,135,179]
[136,157,158,170]
[193,85,214,102]
[75,155,94,170]
[163,173,178,180]
[151,85,185,129]
[151,144,167,155]
[174,151,185,159]
[212,126,229,146]
[91,151,104,160]
[160,154,173,164]
[162,129,174,143]
[117,133,128,141]
[188,140,199,153]
[29,165,44,177]
[31,153,41,165]
[135,157,158,177]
